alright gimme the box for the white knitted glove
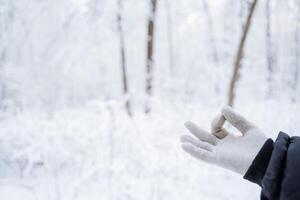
[181,106,267,175]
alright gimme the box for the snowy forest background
[0,0,299,199]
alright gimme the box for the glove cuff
[243,138,274,186]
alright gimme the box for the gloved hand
[180,106,267,175]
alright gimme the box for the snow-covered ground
[0,99,299,200]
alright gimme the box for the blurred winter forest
[0,0,299,199]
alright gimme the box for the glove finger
[180,135,213,151]
[221,105,255,134]
[184,121,217,145]
[182,143,214,163]
[211,114,228,139]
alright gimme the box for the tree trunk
[203,0,219,63]
[265,0,276,97]
[164,0,174,74]
[227,0,258,107]
[117,0,132,116]
[145,0,158,113]
[202,0,220,95]
[292,1,300,102]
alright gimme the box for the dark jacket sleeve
[243,132,300,200]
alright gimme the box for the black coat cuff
[243,139,274,186]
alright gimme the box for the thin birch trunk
[145,0,158,113]
[117,0,132,116]
[227,0,258,106]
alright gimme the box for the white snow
[0,0,299,199]
[0,100,299,199]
